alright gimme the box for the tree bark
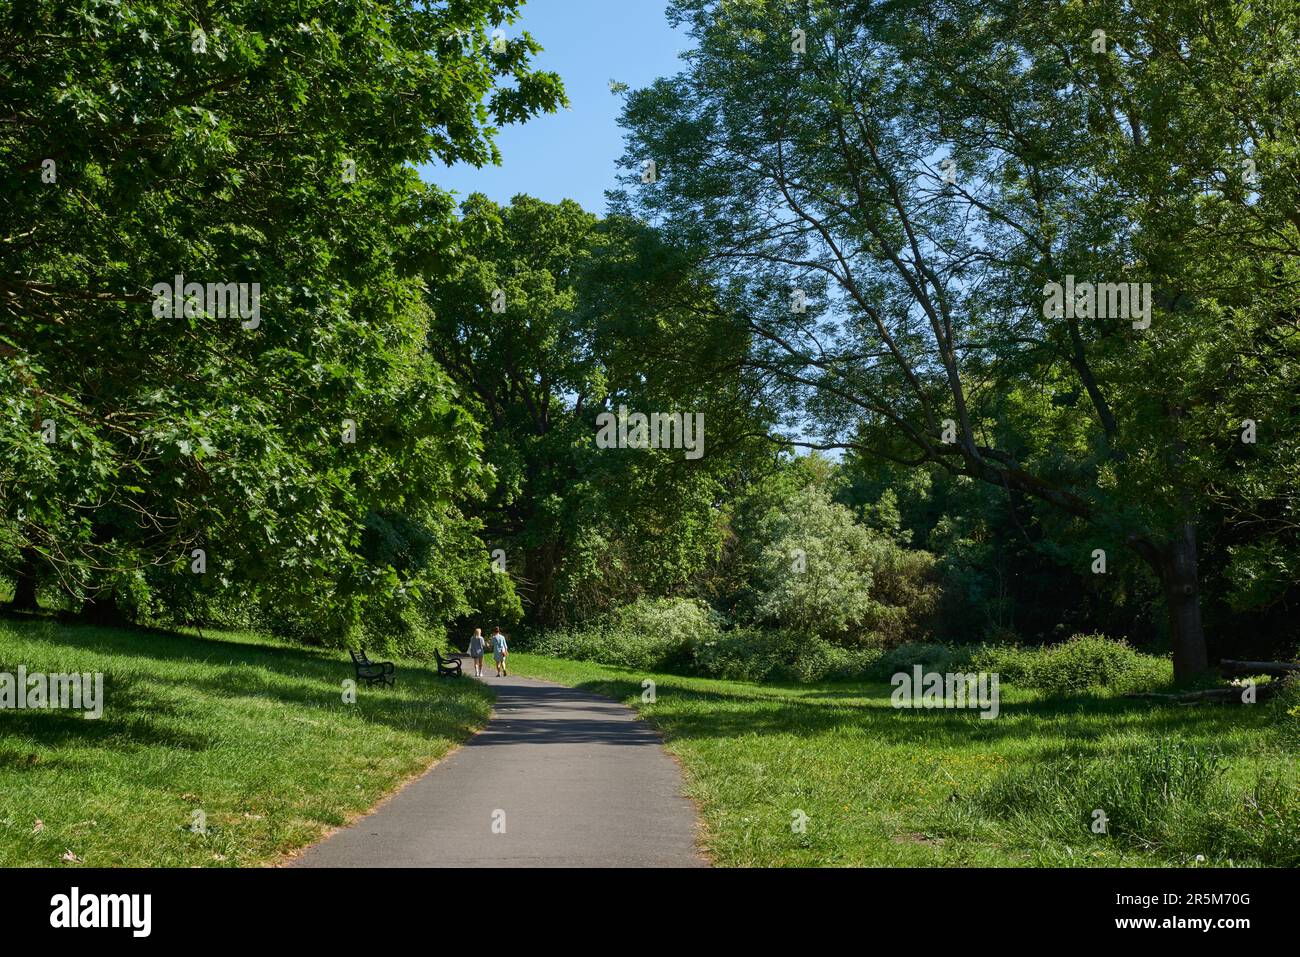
[530,541,562,627]
[80,590,128,627]
[1158,521,1209,682]
[8,546,40,612]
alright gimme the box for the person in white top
[467,628,486,677]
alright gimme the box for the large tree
[0,0,564,640]
[426,195,764,624]
[612,0,1300,678]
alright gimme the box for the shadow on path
[291,673,706,868]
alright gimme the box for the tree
[0,0,564,642]
[426,195,764,624]
[611,0,1300,678]
[750,483,878,638]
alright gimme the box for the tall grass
[953,736,1300,866]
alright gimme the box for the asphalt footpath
[291,672,705,867]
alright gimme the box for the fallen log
[1125,683,1282,705]
[1219,659,1300,679]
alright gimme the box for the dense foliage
[609,0,1300,677]
[3,0,1296,678]
[0,0,561,652]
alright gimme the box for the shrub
[359,602,447,660]
[692,628,880,683]
[1271,674,1300,723]
[749,486,879,639]
[528,622,694,674]
[812,639,882,683]
[866,641,958,681]
[529,597,722,672]
[1032,634,1149,693]
[859,546,941,647]
[736,484,942,648]
[613,598,723,654]
[526,618,1171,694]
[969,633,1167,694]
[965,643,1039,685]
[529,611,883,685]
[689,627,785,682]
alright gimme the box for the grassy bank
[507,652,1300,867]
[0,615,492,867]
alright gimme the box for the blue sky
[419,0,691,214]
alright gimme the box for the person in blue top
[490,626,509,677]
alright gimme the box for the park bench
[434,648,463,678]
[349,647,395,687]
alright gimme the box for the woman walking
[467,628,487,678]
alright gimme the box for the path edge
[500,670,715,867]
[270,677,501,867]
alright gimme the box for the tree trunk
[8,546,40,612]
[1159,521,1208,682]
[80,590,128,627]
[530,541,562,627]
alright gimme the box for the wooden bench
[349,647,395,687]
[434,648,463,678]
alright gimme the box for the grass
[0,614,492,867]
[4,611,1295,869]
[506,652,1300,867]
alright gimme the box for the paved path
[292,672,705,867]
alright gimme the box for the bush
[529,600,883,684]
[748,486,879,639]
[809,639,882,683]
[690,628,879,683]
[691,627,792,682]
[859,546,941,647]
[964,642,1038,685]
[529,597,722,672]
[969,633,1167,694]
[866,641,958,681]
[613,598,723,655]
[735,485,943,648]
[527,623,682,672]
[527,617,1170,694]
[359,602,447,660]
[1272,674,1300,723]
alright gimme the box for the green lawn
[506,652,1300,867]
[0,615,492,867]
[3,615,1295,869]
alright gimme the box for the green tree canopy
[610,0,1300,677]
[0,0,563,644]
[426,194,766,624]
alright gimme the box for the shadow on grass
[0,672,215,757]
[546,667,1280,764]
[0,613,493,749]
